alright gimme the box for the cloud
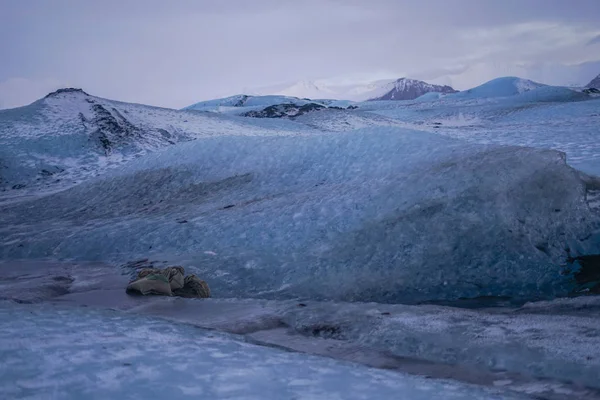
[1,1,600,108]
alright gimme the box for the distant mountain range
[193,75,561,109]
[368,78,457,101]
[249,78,458,102]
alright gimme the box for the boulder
[126,266,209,298]
[173,275,211,298]
[126,273,172,296]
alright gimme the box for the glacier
[2,80,600,399]
[1,128,599,304]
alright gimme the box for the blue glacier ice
[1,127,598,304]
[0,301,528,400]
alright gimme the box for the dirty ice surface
[0,301,530,400]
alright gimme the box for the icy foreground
[1,129,599,303]
[0,301,527,400]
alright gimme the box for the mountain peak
[44,88,89,99]
[368,78,457,101]
[586,73,600,89]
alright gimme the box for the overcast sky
[1,0,600,109]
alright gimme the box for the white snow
[449,77,545,99]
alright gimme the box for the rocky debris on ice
[243,102,358,118]
[126,266,210,298]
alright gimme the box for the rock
[163,266,185,291]
[44,88,90,98]
[569,255,600,294]
[126,273,172,296]
[126,266,209,298]
[137,266,185,291]
[243,102,326,118]
[173,274,211,298]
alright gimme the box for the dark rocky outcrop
[79,102,140,154]
[243,102,358,119]
[585,74,600,89]
[569,255,600,294]
[233,95,250,107]
[44,88,89,98]
[244,102,326,118]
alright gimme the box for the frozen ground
[2,301,535,400]
[0,259,599,399]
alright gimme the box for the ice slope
[1,128,599,304]
[449,77,545,99]
[183,94,318,113]
[414,92,445,102]
[0,301,529,400]
[360,90,600,176]
[292,108,410,132]
[509,86,591,103]
[0,89,312,196]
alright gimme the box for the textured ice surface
[1,128,599,303]
[280,300,600,389]
[0,301,527,400]
[362,93,600,176]
[36,278,600,399]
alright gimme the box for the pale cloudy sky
[1,0,599,109]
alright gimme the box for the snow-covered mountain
[248,78,397,101]
[0,88,301,195]
[240,78,458,102]
[448,76,545,99]
[184,94,318,112]
[367,78,457,101]
[586,73,600,89]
